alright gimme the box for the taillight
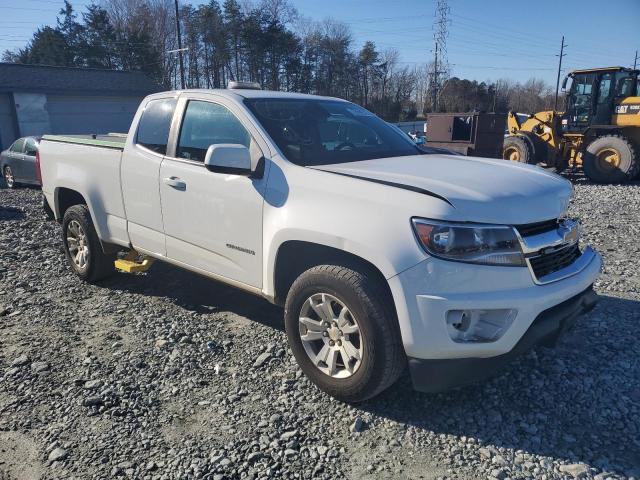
[35,150,42,185]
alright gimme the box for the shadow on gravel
[560,169,640,187]
[359,294,640,475]
[0,206,25,221]
[101,260,284,331]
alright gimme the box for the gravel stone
[30,361,49,373]
[560,463,590,478]
[84,379,104,389]
[48,447,68,462]
[350,416,366,433]
[10,354,29,367]
[253,351,271,368]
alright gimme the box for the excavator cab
[561,67,638,133]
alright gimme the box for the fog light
[446,309,517,343]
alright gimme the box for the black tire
[284,264,405,403]
[61,204,116,282]
[3,166,16,188]
[502,135,535,164]
[582,134,639,183]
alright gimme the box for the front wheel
[582,135,639,183]
[62,204,116,282]
[502,135,535,164]
[284,265,405,402]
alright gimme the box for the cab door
[121,96,177,256]
[564,73,596,133]
[593,72,615,125]
[158,95,269,288]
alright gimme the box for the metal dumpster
[426,113,506,158]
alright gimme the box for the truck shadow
[359,294,640,475]
[101,260,284,332]
[0,206,26,221]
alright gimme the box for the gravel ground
[0,177,639,480]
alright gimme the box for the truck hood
[311,154,573,225]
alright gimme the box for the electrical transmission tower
[430,0,450,112]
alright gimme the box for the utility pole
[634,50,638,69]
[431,43,438,111]
[174,0,185,90]
[431,0,450,112]
[554,35,566,112]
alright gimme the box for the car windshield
[244,98,423,166]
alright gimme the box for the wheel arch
[272,240,396,313]
[55,186,87,221]
[54,187,119,254]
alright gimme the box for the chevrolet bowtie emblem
[559,219,579,244]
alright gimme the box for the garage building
[0,63,161,150]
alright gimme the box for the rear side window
[136,98,177,154]
[10,138,25,153]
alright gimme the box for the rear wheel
[502,135,535,164]
[62,205,116,282]
[583,135,639,183]
[3,166,15,188]
[284,264,405,403]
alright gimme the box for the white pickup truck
[39,85,602,402]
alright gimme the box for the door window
[597,73,613,104]
[10,138,25,153]
[614,72,635,97]
[568,73,595,124]
[176,100,260,164]
[24,138,38,156]
[136,98,177,155]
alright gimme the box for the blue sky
[0,0,638,85]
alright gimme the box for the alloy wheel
[298,293,364,379]
[67,220,89,270]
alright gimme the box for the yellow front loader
[503,67,640,183]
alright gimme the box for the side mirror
[204,144,251,175]
[561,76,569,91]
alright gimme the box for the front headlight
[412,218,525,266]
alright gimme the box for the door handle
[163,176,186,190]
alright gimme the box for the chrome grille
[528,243,581,280]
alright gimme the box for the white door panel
[121,146,165,255]
[159,158,266,287]
[121,97,177,255]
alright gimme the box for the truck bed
[42,134,126,150]
[39,133,129,248]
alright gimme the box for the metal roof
[165,88,347,102]
[0,63,161,96]
[569,66,639,75]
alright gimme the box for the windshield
[244,98,423,166]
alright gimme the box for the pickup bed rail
[42,134,126,150]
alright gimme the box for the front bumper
[389,246,601,360]
[407,285,598,392]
